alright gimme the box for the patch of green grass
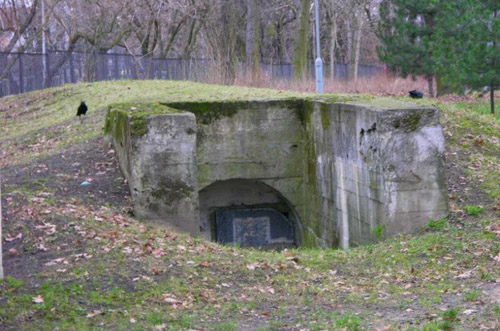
[31,178,48,187]
[171,313,197,329]
[333,313,362,331]
[442,307,459,321]
[209,321,238,331]
[464,205,483,216]
[372,224,386,240]
[480,271,493,280]
[481,170,500,202]
[5,275,24,290]
[427,217,447,230]
[464,289,481,301]
[492,304,500,314]
[455,99,500,120]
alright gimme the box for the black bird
[409,90,424,99]
[77,101,88,117]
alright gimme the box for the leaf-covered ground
[1,81,499,330]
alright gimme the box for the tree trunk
[329,10,337,81]
[349,9,363,81]
[292,0,310,80]
[491,82,495,116]
[84,49,98,82]
[3,0,39,54]
[44,34,80,87]
[160,19,186,58]
[276,19,284,64]
[245,0,260,77]
[245,0,254,68]
[218,0,237,84]
[346,19,352,70]
[427,76,435,98]
[183,18,203,59]
[436,76,444,97]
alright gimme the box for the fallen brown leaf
[5,232,22,242]
[197,261,211,268]
[86,310,102,318]
[32,295,44,304]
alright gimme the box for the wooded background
[0,0,381,85]
[1,0,499,110]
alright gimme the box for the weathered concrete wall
[170,101,305,242]
[105,97,448,248]
[105,104,200,234]
[307,101,448,248]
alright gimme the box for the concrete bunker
[105,97,448,249]
[199,179,301,248]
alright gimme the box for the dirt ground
[1,136,131,285]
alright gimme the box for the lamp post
[314,0,323,94]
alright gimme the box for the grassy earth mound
[0,81,499,330]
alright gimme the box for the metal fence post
[70,52,75,83]
[18,54,24,94]
[45,52,51,87]
[114,54,119,80]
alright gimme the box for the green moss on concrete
[349,97,421,109]
[294,100,313,125]
[109,102,179,116]
[105,103,180,139]
[104,108,129,145]
[164,101,241,125]
[392,112,422,132]
[130,117,148,137]
[151,188,168,199]
[150,183,192,203]
[113,111,128,143]
[301,229,319,248]
[320,103,330,131]
[103,108,115,134]
[313,94,365,104]
[299,100,323,250]
[301,101,317,188]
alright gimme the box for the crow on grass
[76,101,88,123]
[409,90,423,99]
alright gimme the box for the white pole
[314,0,323,94]
[42,0,47,85]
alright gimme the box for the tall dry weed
[240,73,429,97]
[201,62,429,97]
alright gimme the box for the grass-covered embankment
[0,81,499,330]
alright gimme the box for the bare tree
[292,0,310,80]
[324,0,339,80]
[0,0,59,82]
[245,0,260,76]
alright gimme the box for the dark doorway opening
[215,208,294,248]
[198,179,301,248]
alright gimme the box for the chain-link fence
[0,51,383,97]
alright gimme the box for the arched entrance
[198,179,301,248]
